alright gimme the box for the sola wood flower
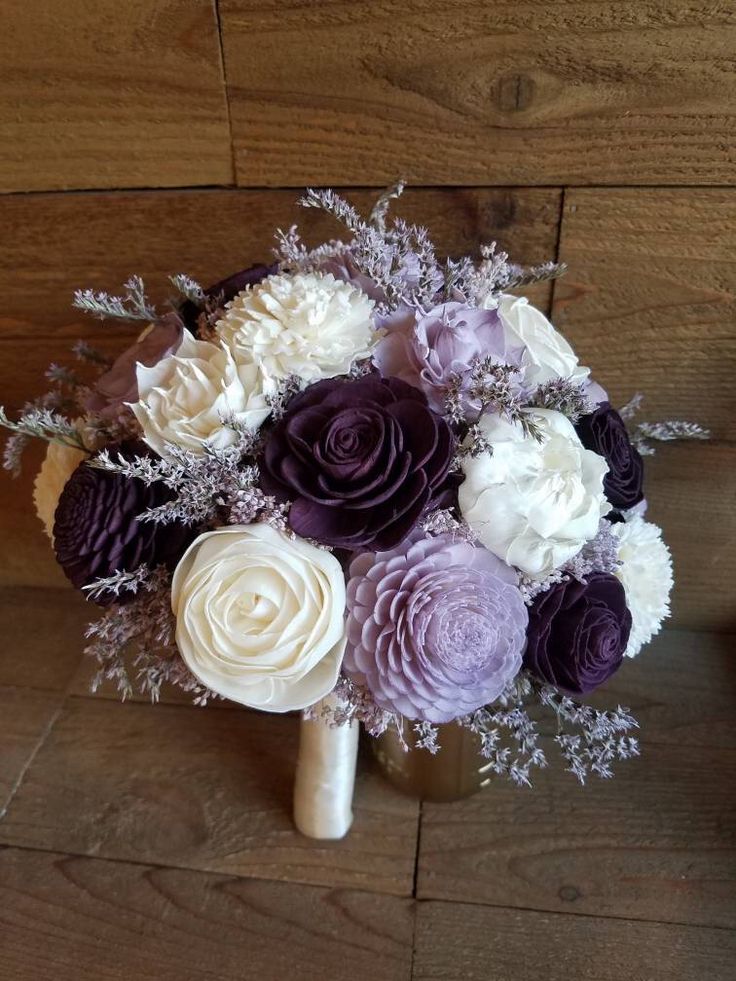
[261,375,455,551]
[130,328,272,457]
[216,271,377,382]
[524,573,631,694]
[171,523,346,711]
[343,534,528,723]
[576,401,644,511]
[53,442,194,604]
[612,515,673,657]
[459,407,609,577]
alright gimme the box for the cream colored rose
[216,271,376,382]
[489,295,591,390]
[33,441,88,541]
[130,329,272,457]
[459,408,609,578]
[171,524,347,712]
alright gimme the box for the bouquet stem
[293,695,359,839]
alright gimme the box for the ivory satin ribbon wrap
[293,694,359,839]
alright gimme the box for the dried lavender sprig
[369,179,406,234]
[45,363,82,389]
[503,260,568,290]
[0,406,87,453]
[619,393,644,422]
[72,275,156,322]
[82,565,154,603]
[73,339,113,369]
[632,419,710,456]
[413,720,441,755]
[531,378,592,423]
[169,273,205,306]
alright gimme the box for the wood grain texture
[553,189,736,437]
[0,688,62,815]
[412,901,736,981]
[416,630,736,927]
[220,0,736,187]
[0,1,233,192]
[0,848,414,981]
[0,697,419,897]
[644,442,736,631]
[0,587,87,692]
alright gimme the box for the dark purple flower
[84,313,183,419]
[54,442,195,605]
[576,402,644,511]
[180,263,276,331]
[344,534,527,722]
[260,375,455,550]
[524,573,632,695]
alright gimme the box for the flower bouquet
[2,185,708,838]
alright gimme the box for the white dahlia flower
[613,515,673,657]
[216,271,376,382]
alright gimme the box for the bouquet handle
[293,695,359,839]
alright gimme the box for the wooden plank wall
[0,2,734,632]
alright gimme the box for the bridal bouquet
[2,186,707,834]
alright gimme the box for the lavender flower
[343,534,528,723]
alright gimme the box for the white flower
[613,515,673,657]
[130,329,272,457]
[488,294,591,390]
[458,408,609,577]
[33,441,87,541]
[217,271,376,382]
[171,523,347,712]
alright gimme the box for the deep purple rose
[576,402,644,511]
[344,534,528,722]
[524,573,632,695]
[374,302,522,416]
[180,263,275,331]
[84,313,183,419]
[54,442,195,605]
[261,375,455,550]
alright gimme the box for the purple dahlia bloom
[261,375,455,551]
[576,401,644,511]
[343,534,528,723]
[524,573,632,695]
[84,312,183,419]
[374,302,523,416]
[53,442,195,605]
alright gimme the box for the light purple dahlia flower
[343,534,528,723]
[374,301,523,417]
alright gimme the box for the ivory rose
[489,295,591,391]
[130,329,272,457]
[171,524,347,712]
[33,440,88,540]
[458,408,609,578]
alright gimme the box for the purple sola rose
[84,313,183,419]
[576,402,644,511]
[374,302,522,416]
[524,573,632,695]
[53,442,195,605]
[343,534,528,723]
[261,375,454,550]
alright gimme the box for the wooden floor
[0,586,734,980]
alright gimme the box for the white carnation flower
[459,408,609,577]
[488,294,591,390]
[130,329,272,458]
[613,515,673,657]
[172,523,347,711]
[217,271,376,382]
